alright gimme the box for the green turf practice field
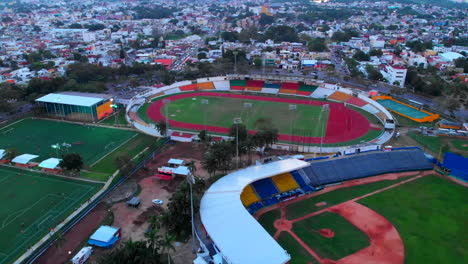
[0,166,102,264]
[166,96,327,137]
[360,175,468,264]
[0,118,137,166]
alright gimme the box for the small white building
[381,65,407,87]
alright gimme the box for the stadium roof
[12,154,39,164]
[35,93,104,107]
[200,159,310,264]
[38,158,62,169]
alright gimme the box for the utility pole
[233,117,242,168]
[186,173,196,254]
[320,104,329,153]
[163,99,170,136]
[233,50,238,74]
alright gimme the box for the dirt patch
[105,179,138,203]
[316,201,328,207]
[36,203,109,264]
[330,201,404,264]
[319,229,335,238]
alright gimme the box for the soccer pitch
[0,166,102,264]
[166,96,327,137]
[0,118,137,166]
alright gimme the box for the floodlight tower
[233,117,242,168]
[320,104,330,153]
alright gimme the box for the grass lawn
[285,177,412,220]
[359,175,468,264]
[277,232,320,264]
[408,131,468,157]
[166,96,327,137]
[292,212,370,260]
[99,109,128,126]
[257,209,280,236]
[0,166,101,264]
[82,134,162,181]
[0,118,137,165]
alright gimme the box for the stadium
[196,148,466,264]
[126,75,396,152]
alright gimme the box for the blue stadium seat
[251,178,279,199]
[301,149,433,186]
[290,170,307,187]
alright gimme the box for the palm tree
[186,160,197,176]
[156,119,167,136]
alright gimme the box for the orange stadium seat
[245,86,263,92]
[327,91,353,102]
[147,92,165,101]
[240,185,259,206]
[179,84,197,91]
[197,82,215,90]
[271,173,299,192]
[377,111,387,121]
[279,89,297,95]
[230,86,245,91]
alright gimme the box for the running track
[147,92,374,144]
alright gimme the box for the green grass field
[0,166,101,264]
[277,232,320,264]
[360,175,468,264]
[166,96,327,137]
[257,174,466,263]
[292,212,369,260]
[0,118,137,166]
[408,131,468,157]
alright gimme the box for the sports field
[377,99,429,119]
[0,118,137,166]
[0,166,102,264]
[146,92,382,145]
[257,173,467,263]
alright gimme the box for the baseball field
[0,166,102,264]
[257,173,467,264]
[143,92,384,146]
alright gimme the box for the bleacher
[297,84,318,96]
[301,149,433,186]
[327,91,353,102]
[213,80,230,90]
[230,80,246,91]
[245,80,264,92]
[271,173,299,192]
[311,87,335,98]
[377,112,387,121]
[346,97,368,107]
[147,92,165,101]
[281,82,300,90]
[251,177,279,199]
[278,89,297,95]
[197,82,215,90]
[240,185,260,206]
[179,84,197,92]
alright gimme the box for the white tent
[38,158,62,169]
[12,154,39,164]
[200,159,309,264]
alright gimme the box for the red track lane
[147,92,372,144]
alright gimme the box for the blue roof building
[88,226,120,248]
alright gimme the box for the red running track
[147,92,372,144]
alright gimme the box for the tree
[59,153,83,172]
[186,160,197,176]
[253,118,279,148]
[265,25,299,43]
[353,50,370,61]
[365,64,384,81]
[161,179,205,241]
[369,49,383,57]
[156,119,167,136]
[308,38,328,52]
[259,13,274,26]
[69,23,82,29]
[229,123,248,142]
[253,57,262,68]
[4,148,18,161]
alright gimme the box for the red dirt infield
[147,92,373,144]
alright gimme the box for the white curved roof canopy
[200,159,310,264]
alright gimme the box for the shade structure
[38,158,62,169]
[12,154,39,164]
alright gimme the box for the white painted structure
[200,159,309,264]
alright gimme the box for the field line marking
[0,186,95,263]
[0,117,29,132]
[0,167,101,187]
[90,133,138,167]
[0,196,51,230]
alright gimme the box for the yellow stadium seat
[240,185,259,206]
[271,173,299,192]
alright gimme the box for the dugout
[35,92,114,122]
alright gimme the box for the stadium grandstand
[198,148,433,264]
[35,92,114,122]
